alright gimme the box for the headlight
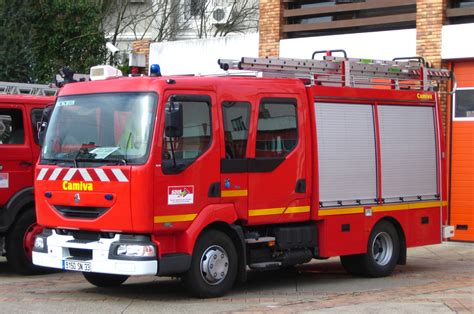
[116,244,155,257]
[34,237,45,250]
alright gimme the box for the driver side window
[162,95,212,173]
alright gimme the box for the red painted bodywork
[0,95,55,208]
[34,76,446,258]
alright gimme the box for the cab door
[0,105,34,206]
[153,92,221,235]
[219,101,252,219]
[247,96,310,224]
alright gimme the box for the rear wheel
[83,272,129,287]
[182,230,238,298]
[340,220,399,277]
[6,209,43,275]
[362,220,399,277]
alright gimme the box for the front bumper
[32,230,158,276]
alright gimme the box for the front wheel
[182,230,238,298]
[83,272,129,287]
[6,209,43,274]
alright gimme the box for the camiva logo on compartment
[417,93,433,100]
[62,181,94,191]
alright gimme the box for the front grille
[53,205,109,219]
[68,248,92,260]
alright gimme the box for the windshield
[41,92,157,165]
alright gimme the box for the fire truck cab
[32,54,453,297]
[0,86,55,274]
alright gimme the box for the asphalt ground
[0,242,472,313]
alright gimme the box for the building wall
[280,29,416,60]
[148,33,259,75]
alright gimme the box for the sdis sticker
[168,186,194,205]
[0,173,8,188]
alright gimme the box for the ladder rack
[0,81,58,96]
[218,54,451,91]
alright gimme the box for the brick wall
[416,0,449,131]
[259,0,284,57]
[416,0,447,68]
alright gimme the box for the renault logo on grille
[74,193,81,204]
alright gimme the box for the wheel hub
[372,231,393,266]
[200,245,229,285]
[23,223,43,262]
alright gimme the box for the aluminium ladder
[0,81,58,96]
[218,53,451,91]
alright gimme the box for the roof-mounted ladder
[218,51,451,91]
[0,81,58,96]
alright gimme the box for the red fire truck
[0,82,56,274]
[32,52,454,297]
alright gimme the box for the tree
[100,0,190,45]
[0,0,107,83]
[100,0,259,48]
[0,0,35,82]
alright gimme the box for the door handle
[20,161,33,167]
[0,164,3,171]
[208,182,221,198]
[295,179,306,193]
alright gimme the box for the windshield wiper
[42,158,78,168]
[74,158,127,166]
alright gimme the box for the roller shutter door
[450,60,474,242]
[316,102,377,207]
[378,105,438,202]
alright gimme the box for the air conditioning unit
[210,6,231,25]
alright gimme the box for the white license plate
[63,260,91,272]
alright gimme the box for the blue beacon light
[150,64,161,77]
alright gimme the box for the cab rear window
[0,109,24,145]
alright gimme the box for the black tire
[362,220,400,277]
[182,230,238,298]
[83,272,129,287]
[5,209,43,275]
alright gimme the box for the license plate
[63,260,91,272]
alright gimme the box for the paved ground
[0,242,472,313]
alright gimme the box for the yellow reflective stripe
[372,200,447,212]
[249,206,310,217]
[221,190,248,197]
[249,207,285,216]
[154,214,197,223]
[318,207,364,216]
[285,206,311,214]
[318,201,447,216]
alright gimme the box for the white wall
[442,23,474,59]
[149,33,259,75]
[280,29,416,61]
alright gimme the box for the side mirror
[38,104,54,147]
[165,97,183,138]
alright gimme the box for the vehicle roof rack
[218,50,451,91]
[0,81,58,96]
